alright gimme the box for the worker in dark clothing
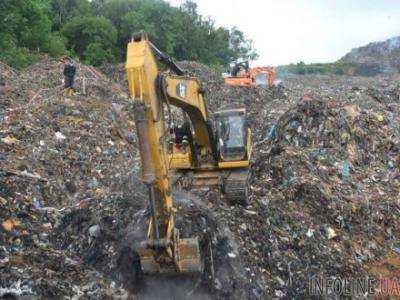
[232,61,249,76]
[0,76,14,96]
[63,59,76,96]
[0,76,6,96]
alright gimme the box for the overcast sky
[167,0,400,66]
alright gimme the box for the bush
[84,43,114,66]
[0,46,37,69]
[62,16,118,60]
[43,33,67,57]
[278,61,355,76]
[296,62,307,75]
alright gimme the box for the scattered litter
[1,136,19,145]
[55,131,66,141]
[1,58,399,299]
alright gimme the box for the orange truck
[224,61,276,88]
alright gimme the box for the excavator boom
[126,32,201,275]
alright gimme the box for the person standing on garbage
[63,58,76,96]
[0,76,5,95]
[0,76,14,96]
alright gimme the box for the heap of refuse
[184,64,400,297]
[1,57,399,299]
[1,57,143,298]
[248,96,399,296]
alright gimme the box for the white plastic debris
[55,131,66,141]
[89,225,101,238]
[227,252,236,258]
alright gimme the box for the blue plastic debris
[310,148,327,161]
[341,161,351,181]
[267,124,278,140]
[281,176,297,187]
[33,197,41,209]
[290,120,300,129]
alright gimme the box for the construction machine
[125,32,251,277]
[224,61,276,88]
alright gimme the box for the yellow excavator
[125,32,251,277]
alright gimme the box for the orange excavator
[224,61,276,88]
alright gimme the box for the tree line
[277,61,383,77]
[0,0,258,69]
[277,61,354,76]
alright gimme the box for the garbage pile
[340,35,400,75]
[0,57,143,298]
[178,61,286,111]
[211,75,400,297]
[180,64,400,297]
[1,57,399,299]
[249,97,399,296]
[0,58,260,299]
[99,63,127,90]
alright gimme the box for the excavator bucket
[174,237,202,274]
[134,232,202,275]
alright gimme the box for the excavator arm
[160,74,215,154]
[125,31,251,276]
[126,32,204,275]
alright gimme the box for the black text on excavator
[125,32,251,277]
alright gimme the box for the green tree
[0,0,66,68]
[296,61,307,74]
[120,1,177,58]
[93,0,140,27]
[50,0,92,31]
[172,0,241,66]
[0,0,51,49]
[0,0,258,68]
[84,43,114,66]
[62,16,117,63]
[229,26,258,63]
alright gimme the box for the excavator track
[173,169,250,206]
[223,169,249,206]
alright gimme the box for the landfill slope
[179,63,400,297]
[341,36,400,74]
[1,58,399,299]
[1,58,143,298]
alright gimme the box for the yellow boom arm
[125,32,202,274]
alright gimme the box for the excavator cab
[254,73,268,86]
[215,108,249,162]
